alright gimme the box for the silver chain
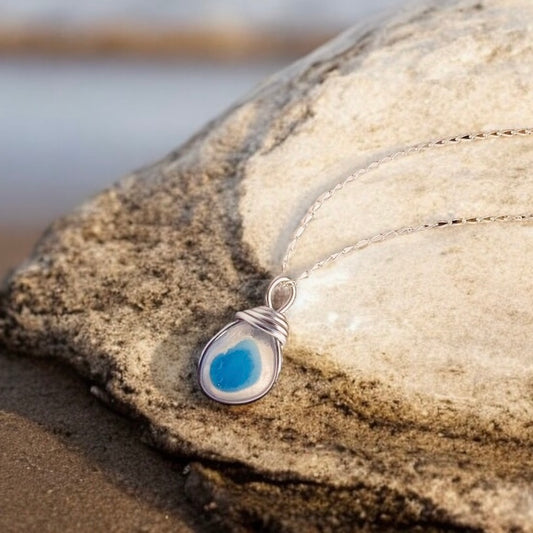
[280,128,533,281]
[297,213,533,280]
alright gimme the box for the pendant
[197,277,296,405]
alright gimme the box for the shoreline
[0,24,334,61]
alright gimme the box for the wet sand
[0,228,204,532]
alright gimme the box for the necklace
[197,127,533,405]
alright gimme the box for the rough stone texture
[2,0,533,530]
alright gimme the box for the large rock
[2,0,533,530]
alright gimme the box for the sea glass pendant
[197,277,296,405]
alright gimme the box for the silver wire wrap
[265,276,297,313]
[236,306,289,346]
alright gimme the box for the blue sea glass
[209,339,262,392]
[198,320,281,404]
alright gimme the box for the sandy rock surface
[2,0,533,530]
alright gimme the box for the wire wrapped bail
[236,306,289,345]
[265,276,297,313]
[235,276,296,346]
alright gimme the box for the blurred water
[0,58,284,225]
[0,0,410,226]
[0,0,406,30]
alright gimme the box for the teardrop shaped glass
[198,320,282,404]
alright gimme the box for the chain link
[297,213,533,280]
[280,128,533,279]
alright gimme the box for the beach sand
[0,228,203,532]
